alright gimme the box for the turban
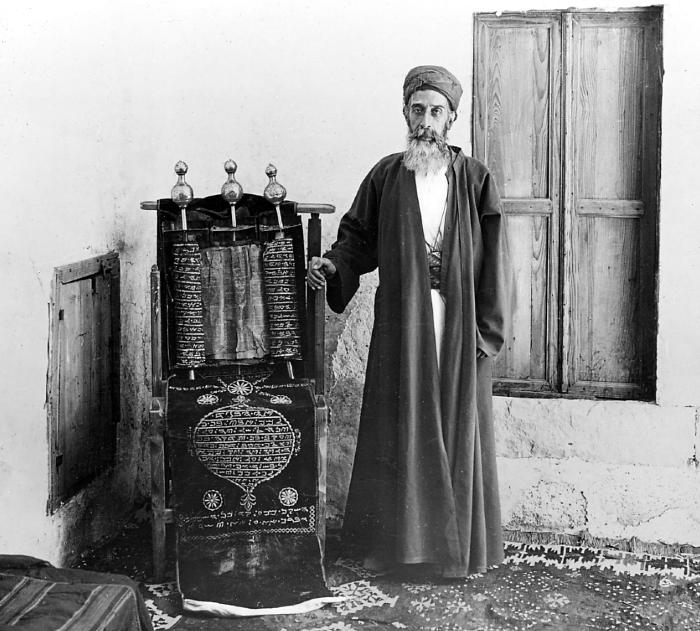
[403,65,463,111]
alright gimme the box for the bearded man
[307,65,510,577]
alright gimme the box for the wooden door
[48,253,120,511]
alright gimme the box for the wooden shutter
[474,8,661,400]
[48,253,120,512]
[563,10,661,399]
[474,13,562,395]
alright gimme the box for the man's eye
[432,108,443,116]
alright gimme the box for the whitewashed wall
[0,0,698,563]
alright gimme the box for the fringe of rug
[503,529,700,557]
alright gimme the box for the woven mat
[143,542,700,630]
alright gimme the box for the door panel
[572,216,641,389]
[566,11,661,398]
[497,213,550,382]
[49,253,120,511]
[575,23,645,199]
[474,14,561,394]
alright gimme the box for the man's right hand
[306,256,337,290]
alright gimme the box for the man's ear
[403,103,410,124]
[447,110,457,128]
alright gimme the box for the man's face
[404,89,455,138]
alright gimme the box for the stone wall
[326,302,700,547]
[497,400,700,548]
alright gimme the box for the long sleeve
[324,168,380,313]
[475,172,510,357]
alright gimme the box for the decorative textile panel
[171,242,206,367]
[166,366,330,608]
[200,244,269,361]
[262,238,303,359]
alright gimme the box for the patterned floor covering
[137,541,700,630]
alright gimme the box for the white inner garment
[414,168,448,370]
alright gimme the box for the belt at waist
[427,249,441,291]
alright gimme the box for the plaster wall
[0,0,698,562]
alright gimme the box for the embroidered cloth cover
[166,364,331,609]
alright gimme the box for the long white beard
[403,126,451,176]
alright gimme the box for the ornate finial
[221,159,243,207]
[171,161,193,231]
[224,159,237,175]
[171,161,194,208]
[263,163,287,206]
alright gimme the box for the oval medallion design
[193,404,296,512]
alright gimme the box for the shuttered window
[48,253,120,512]
[474,8,662,400]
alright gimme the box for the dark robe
[324,147,509,576]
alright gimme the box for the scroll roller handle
[295,203,335,214]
